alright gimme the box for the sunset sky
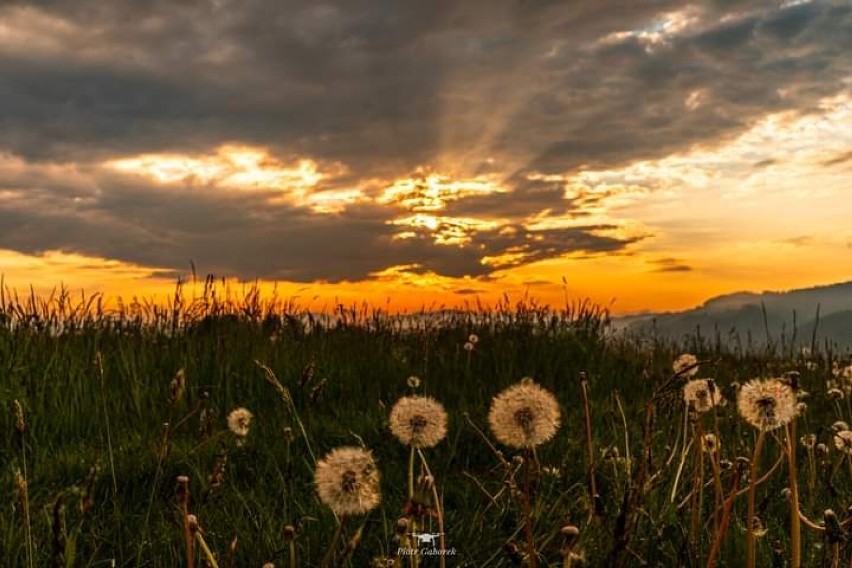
[1,0,851,314]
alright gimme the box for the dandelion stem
[690,422,704,562]
[786,422,802,568]
[179,491,194,568]
[408,446,419,568]
[705,469,741,568]
[747,429,766,568]
[418,448,446,568]
[321,519,345,568]
[523,449,538,568]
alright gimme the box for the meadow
[2,280,852,567]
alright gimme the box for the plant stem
[418,448,446,568]
[321,519,345,568]
[195,531,220,568]
[787,422,801,568]
[580,373,598,520]
[690,424,704,563]
[747,429,766,568]
[705,468,741,568]
[523,449,538,568]
[408,446,419,568]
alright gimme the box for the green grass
[1,282,851,566]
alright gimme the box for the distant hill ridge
[620,280,852,346]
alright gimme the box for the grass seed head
[12,399,25,433]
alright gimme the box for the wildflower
[736,379,798,431]
[389,395,448,448]
[673,354,699,377]
[406,375,421,389]
[464,341,475,352]
[227,407,253,437]
[832,421,849,433]
[488,378,561,449]
[833,430,852,455]
[315,446,381,516]
[468,334,479,344]
[683,379,724,413]
[828,387,844,400]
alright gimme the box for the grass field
[2,282,852,567]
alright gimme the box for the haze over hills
[619,281,852,348]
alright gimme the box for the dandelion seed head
[673,354,699,377]
[468,334,479,344]
[828,387,844,399]
[315,446,381,516]
[800,434,816,449]
[683,379,724,413]
[834,430,852,455]
[227,407,253,437]
[406,375,421,389]
[488,380,561,449]
[389,395,448,448]
[832,420,849,433]
[736,379,797,431]
[463,341,475,352]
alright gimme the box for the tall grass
[1,278,851,566]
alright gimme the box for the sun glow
[379,171,506,212]
[103,144,360,213]
[390,214,499,245]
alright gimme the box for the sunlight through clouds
[103,145,360,213]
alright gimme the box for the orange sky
[1,2,851,315]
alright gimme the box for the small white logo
[397,532,457,557]
[411,532,443,546]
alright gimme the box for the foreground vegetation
[2,281,852,566]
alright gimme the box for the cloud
[0,151,639,281]
[650,257,694,273]
[0,0,849,283]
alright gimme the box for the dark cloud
[0,0,849,281]
[0,173,635,281]
[651,258,694,273]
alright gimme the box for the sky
[0,0,851,314]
